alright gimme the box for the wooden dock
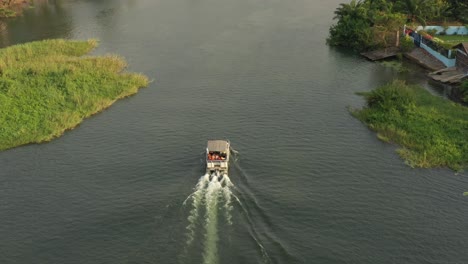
[361,47,400,61]
[429,67,468,84]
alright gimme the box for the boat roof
[207,140,229,152]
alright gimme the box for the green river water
[0,0,467,263]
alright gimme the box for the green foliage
[352,80,468,171]
[328,15,374,51]
[400,35,415,52]
[0,7,16,17]
[329,0,468,52]
[0,39,149,151]
[426,28,438,36]
[436,34,468,44]
[460,81,468,103]
[446,0,468,23]
[373,12,407,48]
[327,0,375,51]
[380,60,408,73]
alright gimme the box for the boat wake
[182,171,236,264]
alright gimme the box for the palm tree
[333,0,367,21]
[399,0,430,25]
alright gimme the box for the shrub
[400,35,415,52]
[427,28,438,36]
[352,80,468,171]
[460,81,468,103]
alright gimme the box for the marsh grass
[379,60,408,73]
[352,80,468,171]
[0,39,149,151]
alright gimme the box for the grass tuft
[351,80,468,171]
[0,39,149,151]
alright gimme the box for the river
[0,0,467,263]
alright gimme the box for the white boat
[206,140,230,174]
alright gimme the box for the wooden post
[396,30,400,47]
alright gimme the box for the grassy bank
[351,80,468,171]
[0,39,149,151]
[436,35,468,44]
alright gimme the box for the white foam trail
[220,174,234,225]
[183,172,236,264]
[184,173,210,247]
[202,173,223,264]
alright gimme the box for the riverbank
[351,80,468,171]
[0,39,149,151]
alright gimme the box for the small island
[351,80,467,171]
[0,39,149,151]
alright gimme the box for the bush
[352,80,468,171]
[328,16,375,51]
[460,81,468,103]
[400,36,415,52]
[427,29,438,36]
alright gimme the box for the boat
[206,140,230,174]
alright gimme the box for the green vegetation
[0,39,149,151]
[400,35,415,52]
[436,34,468,44]
[352,80,468,171]
[460,81,468,103]
[327,0,405,51]
[0,7,16,17]
[328,0,468,51]
[464,192,468,196]
[380,60,408,73]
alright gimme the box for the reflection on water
[0,0,71,47]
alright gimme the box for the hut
[453,43,468,73]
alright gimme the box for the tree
[328,0,375,51]
[333,0,368,21]
[396,0,431,25]
[446,0,468,23]
[394,0,452,25]
[373,12,406,48]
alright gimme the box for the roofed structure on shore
[453,43,468,54]
[453,43,468,73]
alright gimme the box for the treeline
[328,0,468,51]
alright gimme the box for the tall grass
[460,81,468,103]
[0,39,149,151]
[352,80,468,171]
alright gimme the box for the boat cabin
[206,140,230,173]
